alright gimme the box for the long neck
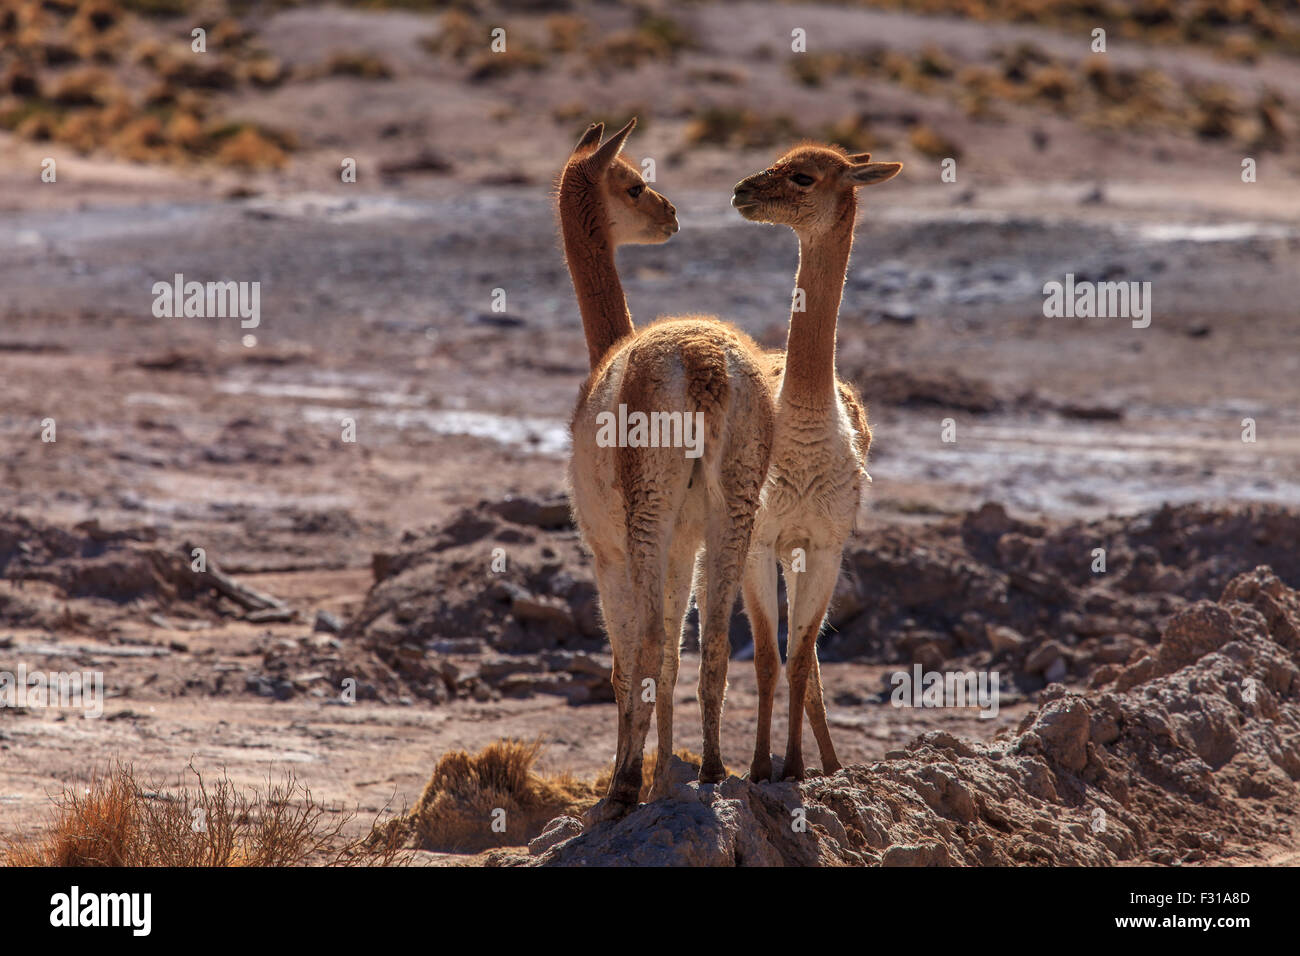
[559,176,633,370]
[780,199,855,409]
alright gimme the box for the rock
[510,593,574,630]
[1025,640,1065,674]
[528,816,584,855]
[314,610,343,634]
[1044,656,1069,683]
[487,495,573,530]
[987,625,1027,654]
[881,843,950,867]
[245,673,295,700]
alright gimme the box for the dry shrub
[466,47,546,82]
[209,17,249,49]
[51,67,113,106]
[110,114,168,161]
[242,54,285,89]
[1219,33,1260,63]
[1190,83,1243,139]
[2,62,41,96]
[153,53,238,90]
[589,12,693,70]
[213,124,291,169]
[326,50,394,80]
[1027,64,1075,108]
[393,739,597,853]
[545,13,588,53]
[56,109,101,151]
[790,52,835,88]
[4,761,407,867]
[910,123,961,159]
[165,110,203,148]
[822,113,876,153]
[683,107,800,149]
[13,110,58,141]
[917,44,955,78]
[422,10,482,61]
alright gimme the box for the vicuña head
[560,118,679,245]
[731,145,901,236]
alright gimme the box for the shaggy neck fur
[559,164,633,370]
[782,196,856,410]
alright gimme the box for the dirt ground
[2,0,1299,863]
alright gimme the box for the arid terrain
[2,0,1299,865]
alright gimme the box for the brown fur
[734,144,900,781]
[557,121,678,371]
[559,120,775,815]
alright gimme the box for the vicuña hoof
[822,759,843,775]
[583,797,635,826]
[698,758,726,785]
[781,757,805,781]
[749,757,773,783]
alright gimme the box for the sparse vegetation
[467,46,546,82]
[910,123,961,158]
[588,10,695,71]
[683,106,801,149]
[384,738,597,853]
[4,762,407,867]
[325,50,395,80]
[855,0,1300,58]
[0,0,297,166]
[787,39,1292,150]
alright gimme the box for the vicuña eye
[791,173,814,187]
[628,184,644,198]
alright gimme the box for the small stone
[314,610,343,634]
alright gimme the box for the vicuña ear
[845,152,872,164]
[587,117,637,170]
[572,123,604,156]
[848,161,902,186]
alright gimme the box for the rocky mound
[507,567,1300,866]
[339,495,616,704]
[825,501,1300,694]
[343,498,1300,704]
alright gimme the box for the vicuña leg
[591,554,634,776]
[742,549,779,782]
[607,569,666,809]
[782,546,839,781]
[805,652,841,774]
[651,533,696,799]
[698,505,756,784]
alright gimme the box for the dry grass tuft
[4,761,407,867]
[683,106,800,149]
[326,50,394,80]
[388,738,597,853]
[910,123,962,159]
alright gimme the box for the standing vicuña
[732,145,902,781]
[559,119,775,815]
